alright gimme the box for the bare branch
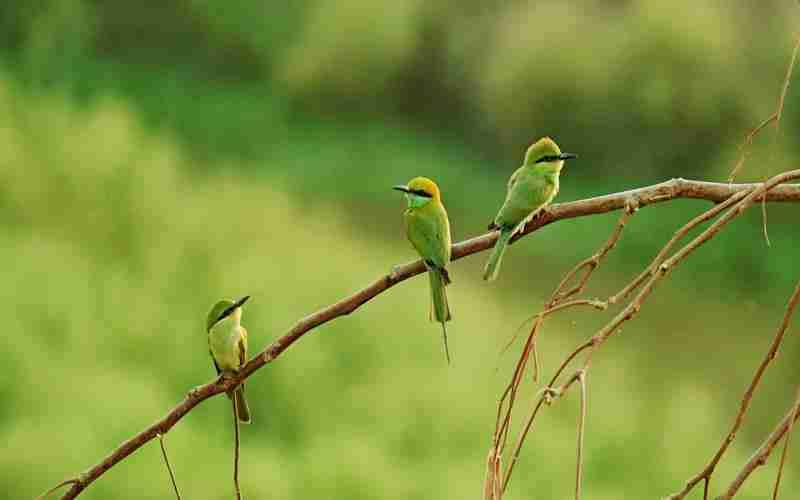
[157,434,181,500]
[667,279,800,499]
[717,391,800,500]
[772,387,800,500]
[49,177,800,498]
[575,371,587,500]
[774,34,800,140]
[36,479,80,500]
[501,170,800,495]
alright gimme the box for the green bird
[393,177,453,363]
[484,137,577,282]
[207,296,252,423]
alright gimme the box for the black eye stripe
[410,189,433,198]
[535,155,560,164]
[217,304,237,322]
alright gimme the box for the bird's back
[494,165,558,229]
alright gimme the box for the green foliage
[0,73,798,500]
[1,2,800,498]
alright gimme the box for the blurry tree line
[1,0,798,181]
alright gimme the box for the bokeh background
[2,1,800,498]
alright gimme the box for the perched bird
[484,137,577,282]
[393,177,453,363]
[207,296,252,423]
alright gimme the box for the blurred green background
[2,1,800,498]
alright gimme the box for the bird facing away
[483,137,577,282]
[207,296,252,423]
[393,177,453,363]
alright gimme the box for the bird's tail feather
[483,229,514,282]
[440,320,451,365]
[428,269,451,322]
[233,385,251,424]
[428,269,452,364]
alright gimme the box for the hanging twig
[157,433,181,500]
[666,279,800,499]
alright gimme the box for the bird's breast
[209,322,242,371]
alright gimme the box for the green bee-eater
[207,296,251,423]
[393,177,453,363]
[484,137,577,282]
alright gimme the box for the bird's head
[523,137,577,172]
[206,296,250,332]
[392,176,441,208]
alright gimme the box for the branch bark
[717,392,800,499]
[54,177,800,498]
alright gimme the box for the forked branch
[495,171,800,497]
[43,178,800,499]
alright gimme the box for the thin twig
[774,34,800,140]
[727,114,778,183]
[503,171,800,495]
[35,479,80,500]
[575,370,587,500]
[728,35,800,183]
[609,189,749,306]
[667,279,800,499]
[43,178,800,499]
[232,397,242,500]
[494,207,633,461]
[772,387,800,500]
[717,391,800,500]
[157,433,181,500]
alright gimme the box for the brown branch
[717,390,800,500]
[575,371,587,500]
[728,34,800,183]
[488,205,635,496]
[728,113,778,182]
[36,479,80,500]
[667,279,800,499]
[157,433,181,500]
[774,34,800,140]
[772,386,800,500]
[49,178,800,499]
[500,170,800,495]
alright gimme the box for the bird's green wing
[405,202,451,272]
[209,347,221,375]
[495,166,555,229]
[238,326,248,369]
[507,165,524,191]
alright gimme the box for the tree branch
[54,177,800,498]
[667,280,800,499]
[717,390,800,500]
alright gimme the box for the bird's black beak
[558,153,578,161]
[233,295,250,309]
[393,185,411,193]
[219,295,250,322]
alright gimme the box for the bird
[483,137,577,282]
[207,296,252,423]
[393,177,453,363]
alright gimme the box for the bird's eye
[412,189,432,198]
